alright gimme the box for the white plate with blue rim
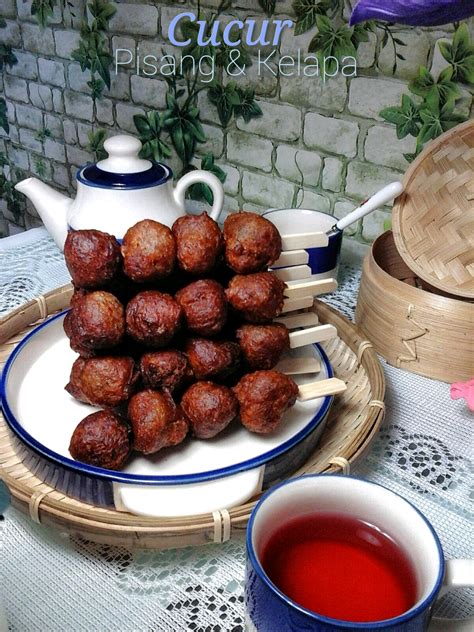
[0,311,334,518]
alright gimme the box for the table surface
[0,228,472,632]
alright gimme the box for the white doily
[0,230,472,631]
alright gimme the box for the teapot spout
[15,177,72,250]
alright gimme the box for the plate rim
[0,310,334,485]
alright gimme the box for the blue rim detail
[0,312,334,486]
[246,474,445,629]
[76,162,173,190]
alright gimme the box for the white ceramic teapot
[14,134,225,250]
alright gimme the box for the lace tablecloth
[0,229,472,632]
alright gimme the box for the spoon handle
[333,181,404,233]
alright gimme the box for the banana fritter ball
[175,279,227,337]
[233,370,298,434]
[223,211,282,274]
[140,350,192,393]
[69,410,131,470]
[121,219,176,283]
[236,323,290,370]
[64,229,122,289]
[226,272,286,323]
[67,291,125,352]
[126,291,182,348]
[181,381,239,439]
[185,338,240,381]
[172,212,224,275]
[128,389,189,455]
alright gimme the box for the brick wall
[1,0,473,251]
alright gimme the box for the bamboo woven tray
[0,285,385,550]
[392,119,474,300]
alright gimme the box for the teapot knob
[98,134,152,174]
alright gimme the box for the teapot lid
[77,135,172,190]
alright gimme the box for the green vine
[380,24,471,161]
[0,155,25,223]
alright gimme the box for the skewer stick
[277,357,321,375]
[281,296,314,313]
[275,312,319,329]
[272,250,309,268]
[289,324,337,349]
[273,265,311,282]
[298,378,347,401]
[284,278,338,299]
[281,232,329,250]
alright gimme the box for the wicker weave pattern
[392,120,474,299]
[0,285,385,549]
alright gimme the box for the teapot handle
[173,170,224,222]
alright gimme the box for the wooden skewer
[272,250,309,268]
[276,356,321,375]
[284,278,338,299]
[281,296,314,313]
[281,232,329,251]
[289,324,337,349]
[298,378,347,401]
[275,312,319,329]
[273,265,311,282]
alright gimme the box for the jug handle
[173,170,224,222]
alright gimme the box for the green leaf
[417,92,467,148]
[188,153,227,205]
[31,0,57,28]
[208,84,238,127]
[133,111,171,162]
[71,27,112,88]
[380,94,420,139]
[438,24,474,84]
[0,44,17,70]
[0,99,9,134]
[408,65,460,106]
[309,16,357,74]
[258,0,276,16]
[234,88,263,123]
[292,0,332,36]
[88,0,116,30]
[162,97,207,164]
[87,129,107,161]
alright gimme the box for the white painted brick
[227,130,273,172]
[105,71,130,100]
[378,31,430,80]
[29,83,53,111]
[242,171,294,208]
[66,144,91,166]
[346,162,401,199]
[430,37,450,80]
[198,90,219,124]
[52,89,64,113]
[16,103,43,129]
[130,75,167,108]
[280,73,347,113]
[7,145,29,170]
[64,91,94,121]
[4,76,29,103]
[54,30,81,59]
[68,64,91,92]
[44,113,63,138]
[348,78,407,121]
[63,119,77,144]
[96,99,114,126]
[223,58,278,97]
[358,33,377,68]
[116,102,145,133]
[21,23,55,54]
[109,3,158,36]
[236,101,300,142]
[222,164,240,196]
[365,125,416,171]
[1,20,21,46]
[295,190,331,212]
[198,124,225,158]
[275,145,321,187]
[53,163,71,188]
[77,122,93,148]
[6,51,37,80]
[19,127,42,151]
[38,58,65,87]
[1,0,16,18]
[304,113,359,158]
[322,157,343,192]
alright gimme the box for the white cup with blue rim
[245,475,473,632]
[263,183,404,284]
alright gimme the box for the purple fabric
[350,0,474,27]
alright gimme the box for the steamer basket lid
[392,119,474,300]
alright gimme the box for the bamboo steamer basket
[392,119,474,300]
[0,285,385,549]
[356,231,473,384]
